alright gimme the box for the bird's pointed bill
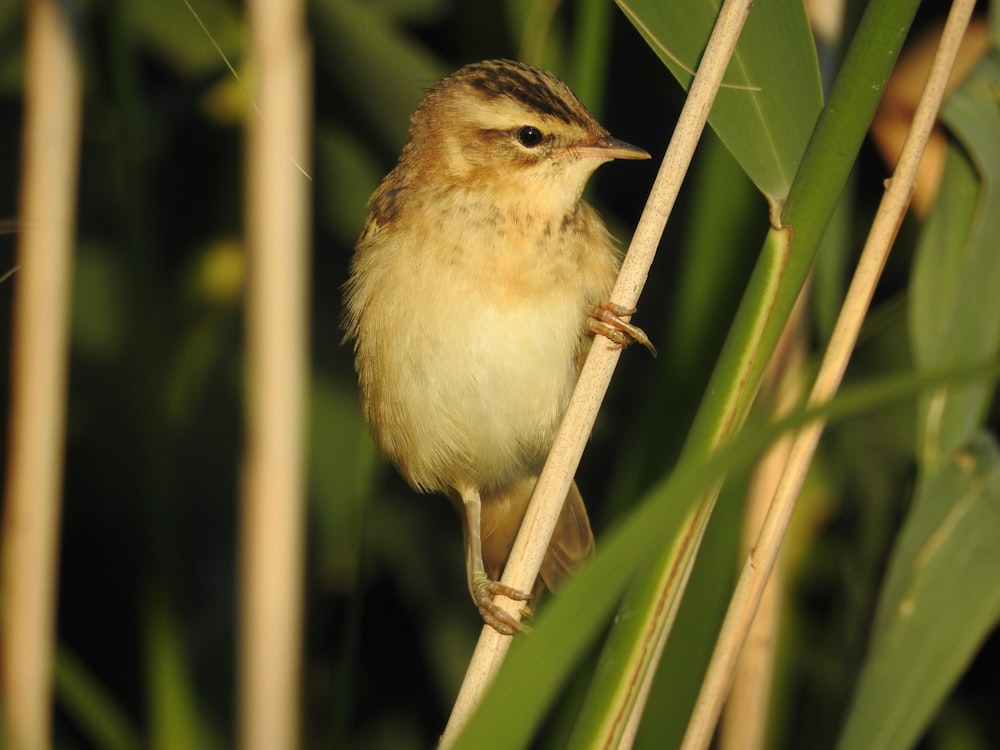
[572,135,650,161]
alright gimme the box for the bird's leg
[588,301,657,357]
[458,485,531,635]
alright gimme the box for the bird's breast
[352,194,618,495]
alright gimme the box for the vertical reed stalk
[239,0,311,747]
[1,1,82,748]
[720,289,809,750]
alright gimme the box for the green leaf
[72,243,128,361]
[450,363,1000,749]
[55,647,143,750]
[631,472,746,749]
[309,374,379,587]
[135,0,244,75]
[316,126,387,246]
[568,0,616,115]
[312,0,447,152]
[144,592,220,750]
[616,0,823,207]
[910,54,1000,461]
[605,130,762,509]
[836,433,1000,750]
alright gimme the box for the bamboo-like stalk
[680,1,977,747]
[439,0,754,744]
[1,1,82,748]
[720,288,809,750]
[239,0,310,748]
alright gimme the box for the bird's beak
[575,135,650,161]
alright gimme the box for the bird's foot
[473,577,531,636]
[588,302,657,357]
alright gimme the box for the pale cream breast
[347,190,618,495]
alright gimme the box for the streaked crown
[441,59,596,133]
[398,60,608,186]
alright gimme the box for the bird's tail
[480,476,595,605]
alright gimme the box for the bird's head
[398,60,649,213]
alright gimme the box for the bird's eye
[516,126,544,148]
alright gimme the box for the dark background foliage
[0,0,997,748]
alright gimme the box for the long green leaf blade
[450,363,1000,749]
[836,433,1000,750]
[911,55,1000,460]
[616,0,822,205]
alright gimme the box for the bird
[343,59,653,635]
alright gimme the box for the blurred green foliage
[0,0,998,748]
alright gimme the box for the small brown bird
[343,59,652,634]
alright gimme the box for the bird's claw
[588,302,657,357]
[473,577,531,636]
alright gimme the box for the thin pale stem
[1,2,82,748]
[720,288,809,750]
[440,0,755,744]
[680,1,978,747]
[239,1,310,749]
